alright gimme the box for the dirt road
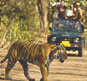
[0,49,87,81]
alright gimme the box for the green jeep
[48,19,85,57]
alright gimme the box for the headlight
[51,37,56,41]
[74,38,80,42]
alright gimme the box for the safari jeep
[48,19,85,57]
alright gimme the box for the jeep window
[53,20,81,31]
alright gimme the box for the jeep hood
[52,30,81,37]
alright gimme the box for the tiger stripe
[0,40,67,81]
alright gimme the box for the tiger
[0,40,67,81]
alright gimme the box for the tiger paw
[40,78,43,81]
[6,77,12,80]
[5,75,12,80]
[29,78,35,81]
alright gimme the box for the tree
[37,0,48,34]
[0,0,40,48]
[0,0,87,48]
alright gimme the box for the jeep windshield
[53,19,81,32]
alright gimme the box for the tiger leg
[5,60,16,80]
[40,64,49,81]
[40,64,48,81]
[46,66,49,76]
[45,64,49,76]
[19,60,35,81]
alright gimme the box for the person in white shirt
[66,5,75,19]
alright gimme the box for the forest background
[0,0,87,48]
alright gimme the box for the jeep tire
[78,47,84,57]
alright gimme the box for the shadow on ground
[0,77,24,81]
[67,53,78,57]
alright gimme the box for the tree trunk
[37,0,48,34]
[0,30,6,47]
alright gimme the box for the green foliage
[0,0,40,46]
[0,0,87,48]
[0,16,37,44]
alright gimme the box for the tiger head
[51,45,67,63]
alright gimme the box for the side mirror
[49,27,52,31]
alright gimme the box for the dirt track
[0,49,87,81]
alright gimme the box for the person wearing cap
[77,3,82,20]
[73,3,83,21]
[73,3,85,30]
[77,3,85,28]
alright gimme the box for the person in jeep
[52,0,67,19]
[48,19,85,57]
[57,0,67,19]
[73,3,83,21]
